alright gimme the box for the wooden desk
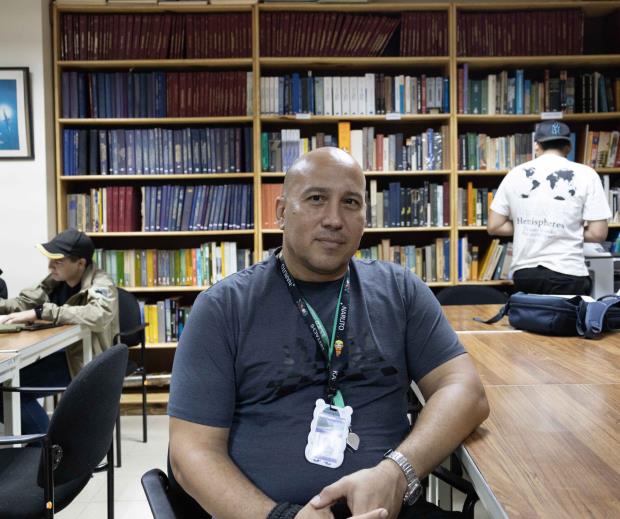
[0,325,91,435]
[455,330,620,519]
[461,332,619,386]
[442,304,517,333]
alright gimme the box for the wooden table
[442,304,518,333]
[454,329,620,519]
[0,325,91,435]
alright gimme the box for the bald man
[168,148,489,519]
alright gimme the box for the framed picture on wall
[0,67,33,159]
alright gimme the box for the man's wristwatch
[383,449,423,506]
[34,305,44,320]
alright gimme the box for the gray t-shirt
[168,254,465,505]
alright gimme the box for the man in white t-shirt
[488,120,611,295]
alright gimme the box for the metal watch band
[384,449,423,505]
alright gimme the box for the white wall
[0,0,55,297]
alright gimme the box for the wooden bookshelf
[52,1,620,377]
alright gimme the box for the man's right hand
[295,502,388,519]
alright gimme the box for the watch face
[405,482,423,506]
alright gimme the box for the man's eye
[309,195,324,202]
[345,198,360,206]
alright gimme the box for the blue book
[442,77,450,113]
[153,186,162,232]
[167,185,178,231]
[126,74,134,118]
[77,73,87,118]
[389,182,400,228]
[180,186,194,231]
[292,73,301,113]
[443,239,450,281]
[143,187,150,232]
[134,129,143,174]
[126,129,135,175]
[515,69,524,114]
[247,183,254,229]
[278,77,285,115]
[308,75,315,114]
[63,130,72,175]
[567,132,577,162]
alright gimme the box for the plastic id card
[305,399,353,468]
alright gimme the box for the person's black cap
[534,120,571,143]
[36,229,94,261]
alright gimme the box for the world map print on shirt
[520,166,577,201]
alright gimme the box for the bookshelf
[52,1,620,354]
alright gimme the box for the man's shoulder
[352,258,416,287]
[88,263,116,288]
[203,256,275,298]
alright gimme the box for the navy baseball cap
[36,229,94,261]
[534,120,571,143]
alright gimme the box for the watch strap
[384,449,422,505]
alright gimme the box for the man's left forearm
[396,356,489,479]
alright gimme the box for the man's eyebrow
[300,187,363,198]
[300,186,330,196]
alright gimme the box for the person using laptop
[0,229,119,433]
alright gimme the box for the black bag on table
[475,292,620,339]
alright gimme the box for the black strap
[275,248,350,405]
[472,302,510,325]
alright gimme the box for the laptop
[0,322,58,333]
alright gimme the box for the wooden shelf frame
[52,0,620,293]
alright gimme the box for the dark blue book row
[142,183,253,232]
[62,71,166,119]
[61,71,250,118]
[62,126,253,176]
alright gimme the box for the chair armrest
[0,432,47,446]
[114,323,148,344]
[432,465,477,498]
[0,386,67,394]
[141,468,178,519]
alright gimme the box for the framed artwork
[0,67,33,159]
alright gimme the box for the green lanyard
[304,279,346,408]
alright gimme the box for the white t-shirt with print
[490,153,611,276]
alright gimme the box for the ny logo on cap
[551,122,561,135]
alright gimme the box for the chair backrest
[0,268,7,299]
[117,287,144,347]
[42,344,128,485]
[436,285,509,306]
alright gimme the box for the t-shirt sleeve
[168,289,236,427]
[490,175,511,217]
[404,272,465,383]
[583,170,612,221]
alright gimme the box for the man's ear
[275,196,286,230]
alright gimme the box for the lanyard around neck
[276,250,350,408]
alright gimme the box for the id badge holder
[305,399,353,468]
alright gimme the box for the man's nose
[321,201,344,229]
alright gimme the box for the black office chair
[114,288,148,468]
[435,285,509,306]
[0,344,128,519]
[0,268,8,299]
[142,454,211,519]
